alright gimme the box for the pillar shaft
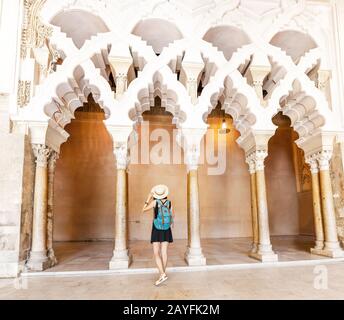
[248,150,278,262]
[188,170,201,249]
[256,170,272,249]
[185,169,206,266]
[27,144,51,271]
[320,169,340,247]
[109,141,131,269]
[47,152,58,266]
[311,151,343,257]
[308,162,324,251]
[114,169,128,252]
[249,171,259,253]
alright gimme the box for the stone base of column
[249,244,278,262]
[48,249,58,267]
[311,245,344,258]
[109,249,132,269]
[185,247,206,266]
[249,251,278,262]
[26,251,50,271]
[250,243,258,254]
[310,240,324,254]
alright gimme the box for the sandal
[155,273,168,286]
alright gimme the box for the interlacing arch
[16,7,340,154]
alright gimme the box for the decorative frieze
[114,141,129,170]
[20,0,52,59]
[17,80,31,107]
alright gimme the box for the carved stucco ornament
[20,0,52,59]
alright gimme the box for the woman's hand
[142,193,154,213]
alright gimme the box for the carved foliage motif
[296,147,311,192]
[17,80,31,107]
[20,0,52,59]
[330,143,344,243]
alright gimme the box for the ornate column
[27,144,51,271]
[180,47,204,104]
[248,52,271,106]
[306,157,325,253]
[108,44,133,99]
[47,151,58,267]
[109,141,131,269]
[249,150,278,262]
[246,155,259,254]
[182,128,206,266]
[314,150,343,257]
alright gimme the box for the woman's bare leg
[161,242,169,272]
[153,242,164,275]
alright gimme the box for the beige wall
[54,110,117,241]
[53,110,313,241]
[266,126,300,236]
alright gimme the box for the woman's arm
[142,193,155,212]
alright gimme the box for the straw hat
[151,184,169,200]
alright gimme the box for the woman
[142,184,173,286]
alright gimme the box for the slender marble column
[27,144,51,271]
[47,151,58,266]
[246,157,259,253]
[306,158,325,252]
[183,140,206,266]
[314,151,344,257]
[109,142,131,269]
[185,169,206,266]
[249,150,278,262]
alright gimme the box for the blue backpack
[153,199,173,230]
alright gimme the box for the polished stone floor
[1,262,344,299]
[46,235,327,272]
[1,236,343,299]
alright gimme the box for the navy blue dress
[151,199,173,243]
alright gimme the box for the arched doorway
[266,112,315,258]
[198,104,253,264]
[127,97,188,268]
[52,95,116,269]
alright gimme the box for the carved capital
[178,127,206,171]
[20,1,53,58]
[245,153,256,174]
[185,144,201,171]
[316,150,333,171]
[32,144,51,168]
[256,150,268,171]
[305,155,319,174]
[114,142,129,170]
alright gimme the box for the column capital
[246,149,268,171]
[185,144,201,171]
[245,153,256,174]
[32,144,51,167]
[114,141,129,170]
[180,47,204,104]
[177,127,206,171]
[315,150,333,171]
[305,154,319,174]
